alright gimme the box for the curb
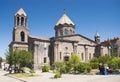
[6,74,27,82]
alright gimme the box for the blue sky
[0,0,120,58]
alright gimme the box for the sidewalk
[20,71,120,82]
[0,70,22,82]
[1,70,120,82]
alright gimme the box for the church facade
[9,8,119,69]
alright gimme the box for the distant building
[9,8,120,69]
[101,37,120,57]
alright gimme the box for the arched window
[64,29,68,35]
[17,17,19,25]
[55,31,58,36]
[21,17,24,26]
[20,31,25,42]
[70,29,72,35]
[81,53,84,61]
[60,30,63,36]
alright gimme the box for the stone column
[73,43,78,54]
[25,17,28,27]
[54,42,59,62]
[19,17,21,26]
[108,46,111,57]
[33,43,39,69]
[84,46,88,62]
[23,17,25,27]
[100,46,103,55]
[117,46,120,57]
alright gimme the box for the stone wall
[33,41,50,69]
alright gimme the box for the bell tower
[10,8,29,51]
[94,32,100,44]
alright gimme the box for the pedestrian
[9,67,12,74]
[104,64,108,75]
[99,63,102,74]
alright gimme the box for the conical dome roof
[15,8,27,16]
[56,13,74,26]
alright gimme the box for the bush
[98,56,111,64]
[85,63,91,73]
[61,65,66,73]
[108,62,118,70]
[77,63,91,73]
[108,57,120,70]
[90,57,99,63]
[54,72,61,78]
[90,62,99,69]
[69,54,81,72]
[65,62,72,73]
[77,63,86,73]
[42,65,50,72]
[118,60,120,69]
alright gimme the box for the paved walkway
[0,70,22,82]
[21,71,120,82]
[0,70,120,82]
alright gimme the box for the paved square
[0,70,120,82]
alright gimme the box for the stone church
[9,8,119,69]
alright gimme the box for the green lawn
[7,73,40,78]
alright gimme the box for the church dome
[56,13,74,26]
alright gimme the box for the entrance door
[64,56,69,62]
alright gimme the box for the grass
[7,73,40,78]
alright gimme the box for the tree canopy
[69,54,81,72]
[6,49,33,67]
[0,57,2,68]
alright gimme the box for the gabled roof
[51,34,96,43]
[56,13,74,26]
[29,35,50,41]
[15,8,27,16]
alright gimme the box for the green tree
[90,57,99,69]
[0,57,2,68]
[6,49,14,66]
[53,61,64,78]
[98,55,111,64]
[65,61,72,73]
[18,50,33,67]
[6,49,33,68]
[69,54,81,72]
[108,57,120,69]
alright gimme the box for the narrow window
[44,57,47,63]
[60,30,63,36]
[55,31,58,36]
[44,48,47,56]
[81,53,84,61]
[64,29,68,35]
[20,31,25,42]
[17,17,19,25]
[60,52,62,60]
[89,53,91,60]
[21,17,24,26]
[70,29,72,35]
